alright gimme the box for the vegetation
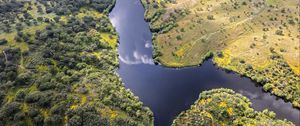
[0,0,153,125]
[172,88,295,126]
[141,0,300,107]
[214,52,300,107]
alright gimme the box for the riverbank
[111,0,299,125]
[141,0,300,109]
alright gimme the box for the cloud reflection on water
[119,50,154,65]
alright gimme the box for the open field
[142,0,300,107]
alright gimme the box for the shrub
[263,83,273,91]
[1,102,21,117]
[0,39,8,45]
[38,82,55,91]
[275,30,283,36]
[45,114,64,125]
[176,35,182,40]
[15,90,26,102]
[207,15,215,20]
[216,51,224,58]
[25,92,41,103]
[67,106,103,126]
[14,72,32,86]
[33,115,44,125]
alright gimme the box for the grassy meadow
[142,0,300,108]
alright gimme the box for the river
[109,0,300,125]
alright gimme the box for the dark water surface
[109,0,300,125]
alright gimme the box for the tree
[33,115,44,125]
[45,114,64,125]
[25,92,41,103]
[67,106,104,126]
[15,90,26,102]
[38,82,55,91]
[1,102,21,117]
[14,72,32,86]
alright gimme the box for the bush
[207,15,215,20]
[38,82,55,91]
[1,102,21,117]
[25,92,41,103]
[15,90,26,102]
[0,39,8,45]
[216,51,224,58]
[14,72,32,86]
[0,91,5,104]
[28,108,39,118]
[275,30,283,36]
[176,35,182,40]
[114,118,136,126]
[67,106,104,126]
[14,112,25,121]
[45,114,64,125]
[263,83,273,91]
[33,115,44,125]
[50,102,66,115]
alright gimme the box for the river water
[109,0,300,125]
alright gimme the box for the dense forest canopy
[172,89,295,126]
[0,0,153,125]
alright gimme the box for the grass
[4,88,20,103]
[99,106,133,123]
[60,16,68,23]
[143,0,300,108]
[145,0,299,72]
[100,33,118,48]
[174,43,192,58]
[266,0,280,5]
[37,65,49,72]
[213,49,232,66]
[0,23,47,52]
[93,52,103,60]
[87,29,118,49]
[28,84,38,93]
[77,8,104,19]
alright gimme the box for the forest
[0,0,299,126]
[172,89,294,126]
[0,0,153,125]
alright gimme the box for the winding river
[109,0,300,125]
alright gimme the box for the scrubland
[0,0,153,125]
[142,0,300,108]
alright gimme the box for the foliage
[0,0,153,125]
[172,88,295,126]
[141,0,300,108]
[214,53,300,108]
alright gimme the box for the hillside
[172,89,295,126]
[141,0,300,108]
[0,0,153,125]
